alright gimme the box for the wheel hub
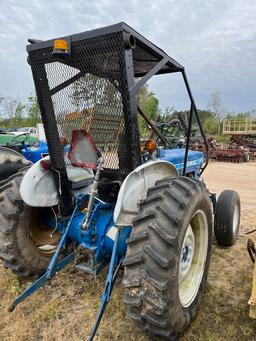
[178,210,209,308]
[179,225,195,283]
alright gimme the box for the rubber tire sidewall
[170,188,212,326]
[214,190,240,246]
[0,170,51,277]
[123,177,213,340]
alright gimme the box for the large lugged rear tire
[0,169,53,277]
[123,176,212,340]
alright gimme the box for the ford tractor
[0,23,241,340]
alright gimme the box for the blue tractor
[0,23,241,340]
[0,132,48,181]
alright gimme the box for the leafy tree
[12,102,25,128]
[143,96,159,120]
[138,85,159,120]
[225,111,253,120]
[0,95,4,123]
[72,75,121,110]
[0,95,40,129]
[208,91,224,136]
[0,94,4,115]
[196,109,219,135]
[26,94,41,126]
[137,85,159,135]
[202,116,219,135]
[0,96,19,123]
[0,96,26,129]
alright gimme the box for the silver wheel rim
[233,203,239,234]
[178,210,208,308]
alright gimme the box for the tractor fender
[20,156,94,207]
[20,156,59,207]
[114,160,178,226]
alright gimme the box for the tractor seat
[66,166,94,190]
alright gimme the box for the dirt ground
[203,162,256,234]
[0,162,256,341]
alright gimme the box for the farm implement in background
[210,118,256,163]
[211,148,248,163]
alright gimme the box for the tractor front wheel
[123,176,212,340]
[0,170,60,277]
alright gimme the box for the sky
[0,0,255,113]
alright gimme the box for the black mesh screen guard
[29,31,141,176]
[27,23,184,213]
[28,30,143,213]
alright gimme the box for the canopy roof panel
[27,22,184,78]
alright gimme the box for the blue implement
[46,203,78,277]
[88,228,123,341]
[8,252,76,312]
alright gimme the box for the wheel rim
[233,203,239,234]
[178,210,208,308]
[28,208,60,256]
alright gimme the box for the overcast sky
[0,0,255,112]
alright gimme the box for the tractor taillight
[39,159,51,171]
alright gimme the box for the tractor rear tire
[214,190,240,246]
[0,147,32,181]
[123,176,212,340]
[0,169,51,277]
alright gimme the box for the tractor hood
[159,148,204,174]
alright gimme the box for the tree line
[0,87,255,138]
[138,87,256,138]
[0,94,40,129]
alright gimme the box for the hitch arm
[8,252,75,312]
[88,229,122,341]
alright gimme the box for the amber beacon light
[145,139,157,153]
[53,39,70,57]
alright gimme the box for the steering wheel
[7,133,30,146]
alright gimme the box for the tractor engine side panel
[159,148,204,177]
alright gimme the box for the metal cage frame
[27,22,209,215]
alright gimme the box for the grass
[0,236,255,341]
